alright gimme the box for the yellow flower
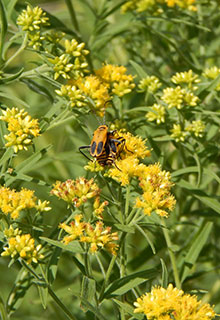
[0,186,50,219]
[185,120,205,138]
[84,160,105,172]
[93,196,109,219]
[161,86,183,109]
[138,76,162,93]
[170,124,187,142]
[0,108,40,153]
[95,64,135,97]
[135,163,176,217]
[1,227,44,264]
[55,84,86,108]
[60,214,86,244]
[80,221,119,255]
[203,66,220,91]
[74,75,110,116]
[134,284,215,320]
[17,5,49,32]
[51,177,100,207]
[64,39,89,57]
[115,131,151,160]
[182,90,199,107]
[171,69,200,90]
[146,104,165,124]
[106,156,146,186]
[48,54,74,80]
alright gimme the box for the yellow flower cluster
[0,108,40,153]
[48,39,89,80]
[135,164,176,217]
[60,214,118,255]
[170,120,205,142]
[51,177,108,219]
[56,64,134,116]
[161,86,199,109]
[146,104,165,124]
[1,226,44,264]
[134,284,215,320]
[185,120,205,138]
[121,0,197,14]
[95,64,135,97]
[170,124,187,142]
[203,66,220,91]
[17,5,49,49]
[138,76,162,93]
[0,186,51,219]
[94,130,175,218]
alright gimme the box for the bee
[79,125,126,169]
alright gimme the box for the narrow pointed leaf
[40,237,84,254]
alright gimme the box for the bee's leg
[79,146,92,161]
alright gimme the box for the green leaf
[0,92,30,108]
[48,247,62,285]
[0,294,8,320]
[5,145,52,186]
[115,223,135,233]
[0,0,7,61]
[80,276,96,312]
[160,258,168,288]
[130,60,148,79]
[176,180,220,214]
[37,285,48,310]
[0,68,24,84]
[20,78,54,103]
[0,148,13,167]
[72,256,87,276]
[199,73,220,99]
[6,268,32,314]
[72,295,107,320]
[102,267,158,299]
[40,237,84,254]
[180,222,213,282]
[113,299,144,320]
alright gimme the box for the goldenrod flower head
[95,64,135,97]
[93,196,109,219]
[182,89,199,107]
[48,54,74,80]
[166,0,197,11]
[55,84,86,108]
[121,0,196,13]
[170,124,188,142]
[35,200,51,212]
[74,76,110,116]
[112,130,150,161]
[138,76,162,93]
[106,157,146,186]
[80,221,119,255]
[84,160,105,172]
[203,66,220,91]
[203,66,220,79]
[0,186,50,219]
[146,104,165,124]
[134,283,215,320]
[171,69,200,90]
[135,163,176,217]
[161,86,183,109]
[4,226,21,238]
[1,228,44,264]
[0,108,40,153]
[51,178,100,207]
[17,5,49,32]
[65,39,89,57]
[185,120,205,138]
[60,214,86,244]
[27,31,45,50]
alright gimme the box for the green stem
[99,255,117,301]
[161,218,181,289]
[20,260,77,320]
[124,185,130,223]
[3,32,28,69]
[65,0,79,32]
[95,254,106,277]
